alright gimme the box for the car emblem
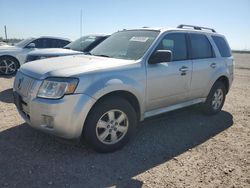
[17,77,24,90]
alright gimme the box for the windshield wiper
[84,52,92,55]
[93,54,111,58]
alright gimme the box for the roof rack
[177,24,216,33]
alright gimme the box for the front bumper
[15,93,96,139]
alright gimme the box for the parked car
[0,42,8,46]
[0,37,71,75]
[25,35,109,62]
[13,25,234,152]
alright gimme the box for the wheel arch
[88,90,141,121]
[215,75,229,94]
[206,71,230,97]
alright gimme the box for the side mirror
[149,50,172,64]
[26,43,36,48]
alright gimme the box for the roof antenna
[80,9,83,38]
[4,25,8,42]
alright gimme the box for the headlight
[37,77,79,99]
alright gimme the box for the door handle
[179,66,189,72]
[210,63,217,68]
[179,66,189,76]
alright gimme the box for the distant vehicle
[13,25,234,152]
[0,42,8,46]
[25,35,109,63]
[0,37,71,75]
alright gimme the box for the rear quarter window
[189,33,214,59]
[212,36,232,57]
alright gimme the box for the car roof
[38,36,71,41]
[123,25,224,36]
[90,34,110,36]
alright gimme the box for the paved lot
[0,54,249,188]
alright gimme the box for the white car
[0,42,8,46]
[0,37,71,75]
[25,35,109,62]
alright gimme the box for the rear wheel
[202,81,226,115]
[0,56,19,75]
[83,97,137,153]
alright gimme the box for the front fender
[0,52,22,65]
[80,75,146,117]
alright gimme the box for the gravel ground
[0,53,249,188]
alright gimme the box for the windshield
[90,30,159,60]
[15,38,34,47]
[65,36,101,51]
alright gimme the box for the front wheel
[0,56,19,75]
[83,97,137,153]
[202,81,226,115]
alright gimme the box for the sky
[0,0,249,50]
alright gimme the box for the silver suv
[13,25,234,152]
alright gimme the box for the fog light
[42,115,54,129]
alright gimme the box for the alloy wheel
[96,109,129,145]
[0,59,17,75]
[212,88,224,110]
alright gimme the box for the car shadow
[0,88,13,103]
[0,107,233,188]
[0,74,15,79]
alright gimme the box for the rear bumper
[16,94,96,139]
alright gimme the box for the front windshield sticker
[130,37,149,42]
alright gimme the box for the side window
[44,38,52,48]
[212,36,231,57]
[51,39,70,48]
[156,33,187,61]
[28,38,69,48]
[30,39,43,48]
[30,38,51,48]
[60,40,70,47]
[189,33,214,59]
[50,39,59,48]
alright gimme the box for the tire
[202,81,226,115]
[83,96,137,153]
[0,56,20,75]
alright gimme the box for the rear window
[212,36,231,57]
[189,33,214,59]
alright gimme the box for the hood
[0,45,20,52]
[20,55,137,79]
[28,48,82,57]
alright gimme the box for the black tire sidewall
[83,96,137,152]
[204,81,226,114]
[0,56,19,75]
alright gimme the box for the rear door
[146,32,192,111]
[188,33,219,99]
[211,35,234,75]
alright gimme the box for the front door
[146,32,192,111]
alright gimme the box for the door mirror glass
[149,50,172,64]
[26,43,36,48]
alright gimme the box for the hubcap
[212,88,223,110]
[96,109,129,145]
[0,59,17,75]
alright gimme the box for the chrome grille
[14,71,36,97]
